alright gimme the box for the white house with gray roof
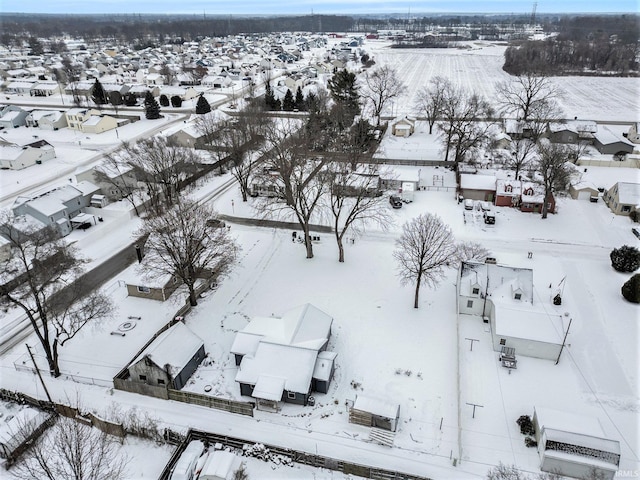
[603,181,640,216]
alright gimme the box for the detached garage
[533,407,620,480]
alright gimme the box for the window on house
[622,205,631,212]
[137,286,150,294]
[505,184,512,193]
[139,375,147,381]
[499,339,506,346]
[514,293,522,300]
[472,287,480,295]
[157,379,165,385]
[287,391,296,400]
[467,300,474,308]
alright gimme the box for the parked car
[170,440,206,480]
[632,227,640,239]
[480,201,493,211]
[389,195,403,209]
[483,209,496,224]
[464,198,474,210]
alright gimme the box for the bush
[610,245,640,272]
[170,95,182,107]
[622,274,640,303]
[159,94,169,107]
[516,415,535,435]
[524,436,537,448]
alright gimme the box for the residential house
[532,407,620,480]
[349,394,401,432]
[25,109,54,128]
[0,139,56,170]
[81,113,118,134]
[37,111,68,130]
[603,182,640,216]
[231,304,336,411]
[120,259,182,302]
[159,86,198,101]
[593,125,635,156]
[76,163,138,202]
[457,260,566,360]
[0,106,28,128]
[30,81,61,97]
[126,321,205,390]
[626,123,640,144]
[495,178,522,208]
[546,123,579,144]
[4,81,35,95]
[11,181,101,237]
[391,116,415,137]
[65,108,92,130]
[459,174,497,202]
[520,181,555,214]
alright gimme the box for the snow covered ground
[1,39,639,478]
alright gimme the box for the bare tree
[0,214,114,377]
[135,199,239,306]
[159,64,176,86]
[439,87,495,165]
[456,241,490,265]
[535,142,573,219]
[509,137,538,180]
[496,73,562,121]
[94,153,141,216]
[486,463,527,480]
[255,119,327,259]
[361,65,407,126]
[120,137,200,215]
[414,76,450,134]
[393,213,458,309]
[326,163,392,262]
[12,417,128,480]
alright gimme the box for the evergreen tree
[91,78,108,106]
[195,94,211,114]
[295,86,305,111]
[622,274,640,303]
[144,90,161,120]
[611,245,640,272]
[327,69,360,128]
[124,92,138,106]
[171,95,182,107]
[264,80,278,110]
[159,94,169,107]
[282,89,295,111]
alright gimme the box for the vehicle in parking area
[170,440,206,480]
[483,209,496,224]
[480,201,493,211]
[464,199,474,210]
[633,227,640,239]
[389,195,403,209]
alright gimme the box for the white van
[170,440,206,480]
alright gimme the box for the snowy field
[366,40,640,122]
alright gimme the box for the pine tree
[91,78,108,106]
[171,95,182,107]
[622,274,640,303]
[295,86,305,111]
[264,81,277,110]
[159,94,169,107]
[195,94,211,114]
[611,245,640,272]
[144,90,161,120]
[282,89,295,111]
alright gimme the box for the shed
[391,116,415,137]
[459,174,497,202]
[349,394,400,432]
[533,407,620,480]
[127,321,205,390]
[199,451,241,480]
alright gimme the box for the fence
[167,390,254,417]
[577,158,640,168]
[218,214,333,233]
[158,429,433,480]
[56,404,125,439]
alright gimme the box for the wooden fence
[158,429,433,480]
[167,390,254,416]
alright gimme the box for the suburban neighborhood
[0,7,638,480]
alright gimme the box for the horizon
[1,0,638,16]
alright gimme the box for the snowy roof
[594,125,634,146]
[493,305,564,345]
[233,303,332,354]
[74,180,100,195]
[353,394,399,420]
[460,174,497,191]
[252,374,286,401]
[313,351,337,382]
[535,407,620,456]
[200,451,240,479]
[495,179,522,196]
[0,145,24,161]
[543,449,619,471]
[459,261,534,303]
[520,182,546,203]
[83,115,104,126]
[615,182,640,205]
[132,321,204,376]
[235,342,318,394]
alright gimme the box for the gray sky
[1,0,637,14]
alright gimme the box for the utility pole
[555,317,572,365]
[26,344,53,404]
